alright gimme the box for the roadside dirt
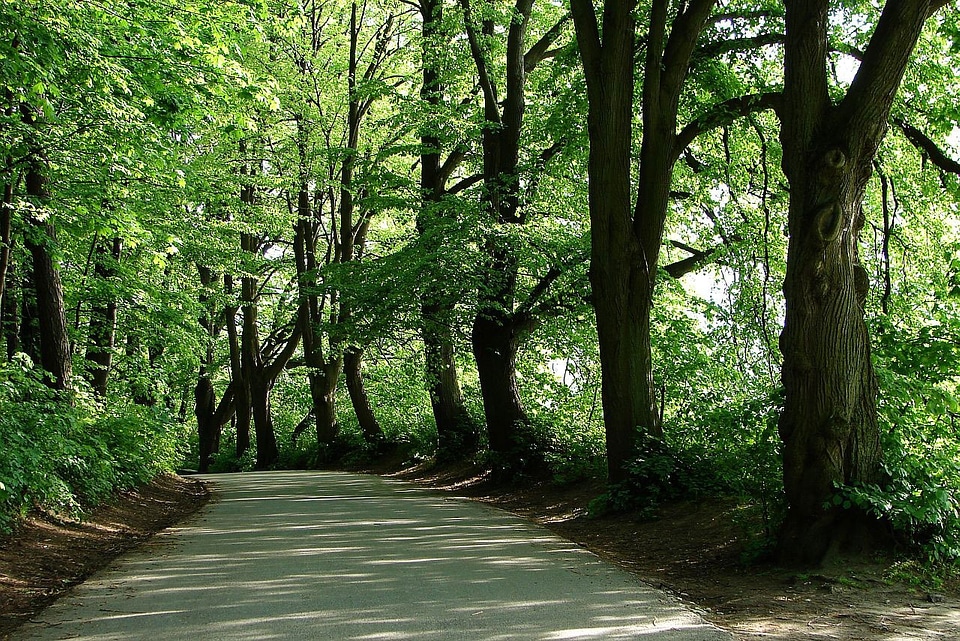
[0,465,957,640]
[0,474,209,639]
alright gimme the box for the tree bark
[461,0,537,461]
[471,311,526,454]
[85,236,123,397]
[572,0,715,482]
[776,0,935,564]
[344,346,383,444]
[23,142,71,391]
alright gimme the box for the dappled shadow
[13,471,728,640]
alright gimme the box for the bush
[0,356,187,532]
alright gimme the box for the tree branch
[893,117,960,175]
[838,0,932,154]
[459,0,501,125]
[524,13,571,73]
[694,33,784,62]
[660,0,718,107]
[672,92,781,164]
[569,0,602,111]
[663,243,720,279]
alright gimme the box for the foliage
[0,357,186,532]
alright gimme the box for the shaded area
[11,471,727,640]
[0,475,209,637]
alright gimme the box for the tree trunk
[225,274,251,458]
[85,236,123,397]
[0,174,13,320]
[3,262,19,359]
[471,306,526,455]
[195,265,233,472]
[572,0,641,483]
[461,0,536,461]
[776,0,934,564]
[24,153,71,391]
[572,0,715,482]
[313,361,342,445]
[344,346,383,444]
[195,374,217,471]
[422,306,478,456]
[250,370,279,469]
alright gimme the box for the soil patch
[0,474,209,639]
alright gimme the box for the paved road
[14,471,732,640]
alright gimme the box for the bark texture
[776,0,935,564]
[23,137,71,391]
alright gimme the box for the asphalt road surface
[13,471,732,640]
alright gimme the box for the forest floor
[0,465,957,640]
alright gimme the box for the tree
[416,0,480,458]
[775,0,949,564]
[460,0,572,467]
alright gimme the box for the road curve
[13,470,731,640]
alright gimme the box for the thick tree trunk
[777,162,882,562]
[85,236,123,397]
[471,309,526,455]
[461,0,538,461]
[250,370,279,469]
[572,0,642,483]
[573,0,715,483]
[312,362,342,445]
[591,261,661,482]
[344,346,383,444]
[775,0,934,564]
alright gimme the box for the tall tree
[417,0,480,458]
[461,0,571,465]
[21,106,71,392]
[776,0,948,564]
[572,0,779,483]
